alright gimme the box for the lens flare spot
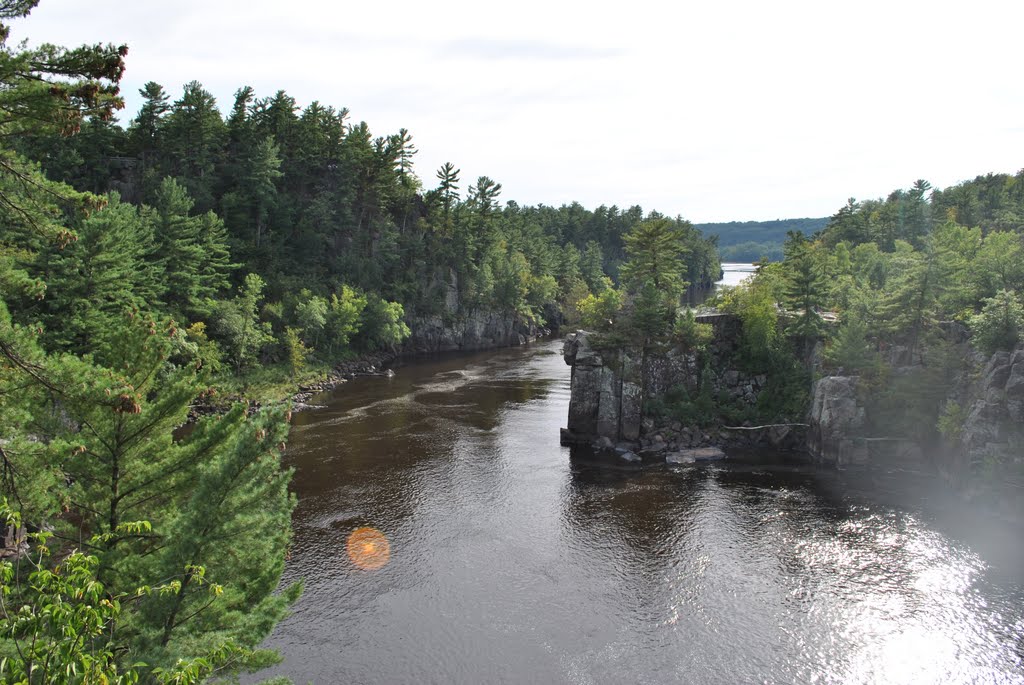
[346,527,390,571]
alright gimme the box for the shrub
[970,289,1024,355]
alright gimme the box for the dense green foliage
[0,503,264,684]
[0,7,298,681]
[17,82,721,354]
[716,172,1024,467]
[657,172,1024,437]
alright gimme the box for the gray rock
[690,447,727,461]
[808,376,867,465]
[983,352,1012,390]
[560,428,584,446]
[639,442,667,458]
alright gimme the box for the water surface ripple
[256,340,1024,684]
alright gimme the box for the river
[252,333,1024,684]
[689,262,757,305]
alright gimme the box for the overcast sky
[17,0,1024,223]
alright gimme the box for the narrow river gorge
[252,331,1024,684]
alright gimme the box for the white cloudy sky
[17,0,1024,222]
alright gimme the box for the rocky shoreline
[560,325,806,467]
[187,313,550,422]
[187,351,398,422]
[289,353,398,411]
[562,414,802,467]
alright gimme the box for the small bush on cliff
[674,309,714,353]
[970,289,1024,355]
[825,313,881,375]
[937,399,966,441]
[577,285,623,332]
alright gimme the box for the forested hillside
[11,79,721,370]
[695,217,827,262]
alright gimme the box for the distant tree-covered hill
[696,217,828,262]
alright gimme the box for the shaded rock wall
[562,332,642,444]
[807,376,867,465]
[959,346,1024,473]
[406,310,543,354]
[561,315,769,447]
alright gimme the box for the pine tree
[35,195,160,355]
[782,230,826,341]
[2,313,299,676]
[148,177,235,320]
[619,217,690,301]
[162,81,225,211]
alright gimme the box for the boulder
[665,451,695,465]
[639,442,667,458]
[617,449,641,464]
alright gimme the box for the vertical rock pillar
[562,331,642,445]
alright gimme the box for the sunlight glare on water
[250,340,1024,684]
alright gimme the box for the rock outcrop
[807,376,866,465]
[561,318,788,455]
[561,331,642,444]
[406,310,544,354]
[959,346,1024,473]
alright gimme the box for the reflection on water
[689,262,758,305]
[253,341,1024,684]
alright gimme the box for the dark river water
[252,334,1024,684]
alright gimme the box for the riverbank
[188,317,553,422]
[186,350,399,422]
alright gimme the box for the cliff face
[561,331,643,444]
[957,346,1024,477]
[806,344,1024,493]
[806,376,867,465]
[405,310,543,355]
[402,269,548,354]
[561,316,779,449]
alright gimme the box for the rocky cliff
[806,376,867,465]
[405,310,545,355]
[806,341,1024,514]
[960,348,1024,461]
[560,317,791,453]
[561,331,643,444]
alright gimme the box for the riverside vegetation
[573,172,1024,519]
[0,2,721,682]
